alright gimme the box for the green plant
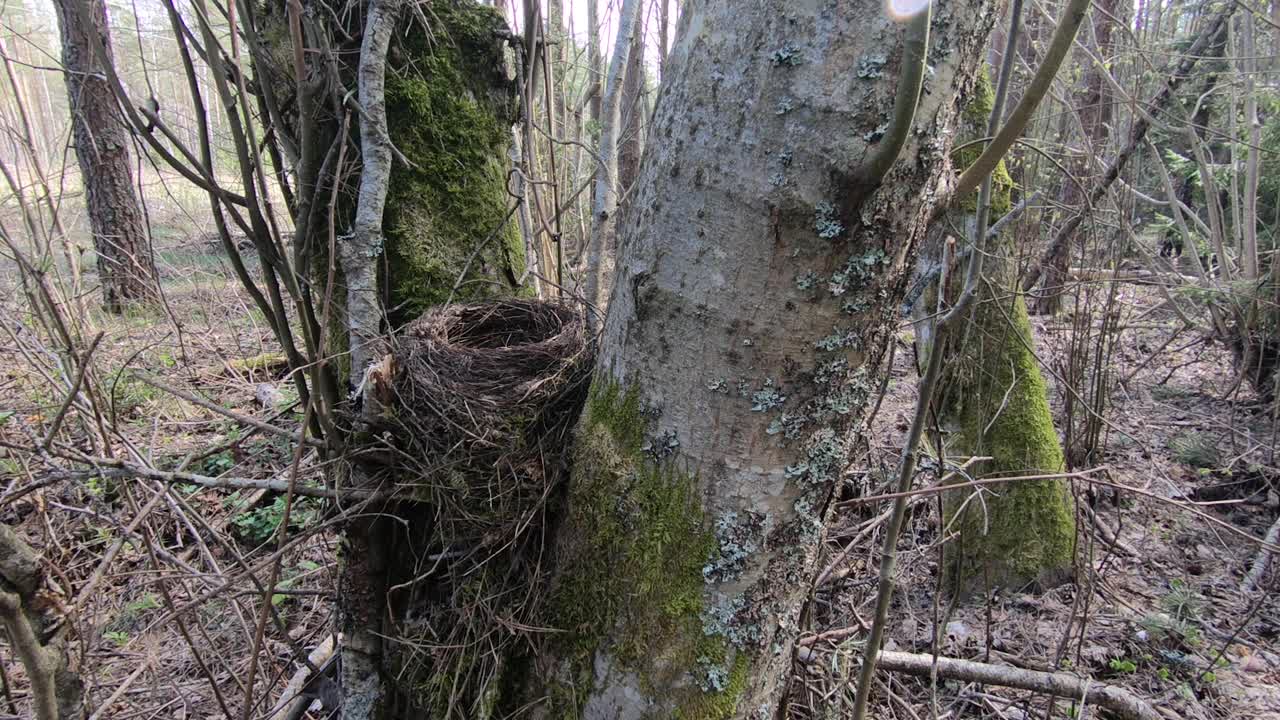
[103,630,130,646]
[200,451,235,475]
[1161,579,1206,621]
[231,496,320,546]
[125,593,160,615]
[1109,657,1138,673]
[1170,432,1220,469]
[1150,384,1191,402]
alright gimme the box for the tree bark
[1036,0,1118,315]
[528,1,998,716]
[52,0,156,314]
[583,0,642,318]
[0,525,83,720]
[920,68,1076,595]
[616,20,647,197]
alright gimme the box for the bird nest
[383,298,593,713]
[395,298,591,466]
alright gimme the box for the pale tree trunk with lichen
[521,1,998,716]
[913,68,1076,595]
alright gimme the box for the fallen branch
[1241,512,1280,594]
[873,650,1161,720]
[131,373,324,448]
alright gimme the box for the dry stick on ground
[871,651,1161,720]
[131,372,325,448]
[1241,513,1280,593]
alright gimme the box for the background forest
[0,0,1278,718]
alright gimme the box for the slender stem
[953,0,1092,197]
[850,3,1022,715]
[853,5,931,190]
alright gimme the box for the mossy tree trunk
[920,68,1076,595]
[278,2,525,717]
[521,1,998,717]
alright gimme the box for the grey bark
[52,0,156,314]
[343,0,400,388]
[617,19,647,196]
[0,525,83,720]
[338,2,402,718]
[583,0,642,318]
[538,0,998,716]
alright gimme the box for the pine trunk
[52,0,156,314]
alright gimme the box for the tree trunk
[52,0,156,314]
[526,1,997,716]
[0,525,83,720]
[919,68,1076,594]
[1036,0,1118,315]
[320,1,525,717]
[616,18,647,196]
[583,0,642,317]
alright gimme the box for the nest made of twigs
[384,299,593,713]
[393,299,592,476]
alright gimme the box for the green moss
[952,65,1013,216]
[383,0,525,321]
[539,380,747,718]
[676,652,751,720]
[944,292,1076,592]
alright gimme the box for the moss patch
[539,380,748,718]
[945,293,1076,592]
[383,0,525,321]
[952,65,1013,216]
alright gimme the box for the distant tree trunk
[617,17,647,196]
[586,0,602,124]
[523,0,997,716]
[583,0,642,317]
[0,36,81,315]
[1036,0,1117,315]
[52,0,156,314]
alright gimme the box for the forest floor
[811,281,1280,719]
[2,245,1279,718]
